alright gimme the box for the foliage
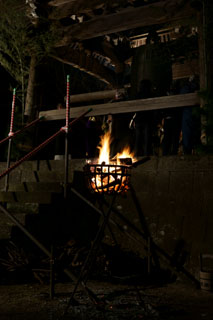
[0,0,58,122]
[0,0,57,83]
[0,241,29,272]
[0,0,29,84]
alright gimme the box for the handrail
[0,108,92,181]
[0,117,43,147]
[3,116,44,191]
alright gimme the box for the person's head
[146,30,159,44]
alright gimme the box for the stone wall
[0,156,212,281]
[107,155,213,282]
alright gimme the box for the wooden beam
[48,0,77,6]
[39,92,200,121]
[69,89,125,104]
[50,53,113,86]
[48,0,105,19]
[50,45,116,86]
[57,0,196,44]
[48,0,124,17]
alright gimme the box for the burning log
[84,132,149,194]
[118,158,132,166]
[94,178,121,190]
[130,156,150,168]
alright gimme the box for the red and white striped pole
[65,74,70,132]
[64,75,70,198]
[5,88,16,191]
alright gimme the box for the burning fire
[97,132,135,165]
[88,132,135,193]
[116,147,135,165]
[97,131,112,165]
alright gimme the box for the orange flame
[89,132,135,193]
[116,146,135,165]
[97,132,135,164]
[97,131,112,164]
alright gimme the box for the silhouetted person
[134,79,153,156]
[162,76,199,155]
[180,76,199,154]
[130,30,172,156]
[85,116,102,158]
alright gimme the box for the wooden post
[50,245,55,300]
[147,236,151,274]
[198,0,208,145]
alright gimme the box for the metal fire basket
[84,163,131,194]
[64,157,152,311]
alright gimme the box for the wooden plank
[58,0,196,43]
[39,93,200,121]
[69,89,125,104]
[48,0,77,6]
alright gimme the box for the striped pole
[0,117,43,147]
[0,109,92,181]
[5,88,16,191]
[65,75,70,132]
[9,88,16,137]
[64,75,70,198]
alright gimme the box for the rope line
[0,118,42,147]
[0,109,92,181]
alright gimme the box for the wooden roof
[37,1,201,120]
[38,1,198,85]
[48,0,196,45]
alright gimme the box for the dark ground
[0,279,213,320]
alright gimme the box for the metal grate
[84,163,131,194]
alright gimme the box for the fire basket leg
[63,194,117,314]
[129,183,160,270]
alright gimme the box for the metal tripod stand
[62,193,117,316]
[62,181,160,317]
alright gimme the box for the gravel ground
[0,280,213,320]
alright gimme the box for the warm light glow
[116,146,135,164]
[89,132,135,193]
[97,131,111,164]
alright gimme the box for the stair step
[0,191,53,204]
[0,159,86,241]
[0,159,86,186]
[7,203,39,214]
[6,182,63,193]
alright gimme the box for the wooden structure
[36,0,208,119]
[43,0,200,82]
